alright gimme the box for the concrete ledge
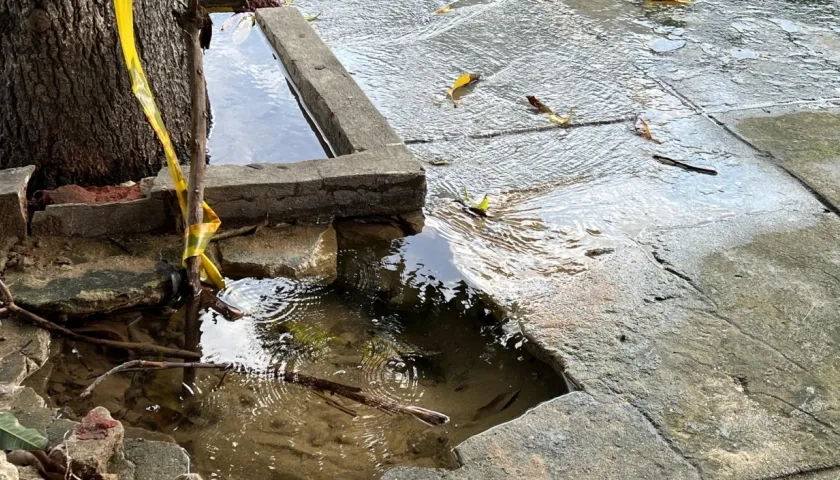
[0,166,35,240]
[30,197,171,237]
[152,145,425,226]
[256,7,403,155]
[10,7,425,238]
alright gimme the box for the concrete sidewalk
[301,0,840,478]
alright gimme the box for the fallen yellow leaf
[447,73,481,98]
[548,109,573,126]
[436,4,452,14]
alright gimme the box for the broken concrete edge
[0,166,35,241]
[5,144,426,236]
[256,7,404,156]
[6,144,425,236]
[31,197,173,237]
[382,391,701,480]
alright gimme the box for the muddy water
[37,227,566,479]
[204,13,327,165]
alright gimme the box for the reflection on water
[204,13,326,165]
[39,227,566,479]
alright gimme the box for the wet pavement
[265,0,838,478]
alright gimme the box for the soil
[32,184,143,209]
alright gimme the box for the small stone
[50,407,125,479]
[399,211,425,235]
[219,225,337,282]
[6,257,177,317]
[54,256,72,266]
[0,452,19,480]
[650,38,686,53]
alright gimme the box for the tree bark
[0,0,192,189]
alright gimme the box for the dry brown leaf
[634,115,662,144]
[527,95,553,114]
[527,96,573,126]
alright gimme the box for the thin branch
[82,360,450,426]
[210,219,267,242]
[0,278,200,360]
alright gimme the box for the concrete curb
[3,7,424,237]
[256,7,404,156]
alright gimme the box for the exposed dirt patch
[32,184,143,209]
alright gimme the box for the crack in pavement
[403,116,633,145]
[633,239,814,375]
[598,381,704,478]
[758,463,840,480]
[750,391,840,434]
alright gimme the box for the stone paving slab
[5,256,177,317]
[306,0,687,141]
[383,392,701,480]
[713,106,840,212]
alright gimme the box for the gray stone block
[256,7,403,155]
[151,146,425,226]
[0,166,35,241]
[30,197,171,237]
[123,438,190,480]
[219,225,338,282]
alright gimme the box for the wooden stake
[180,0,210,389]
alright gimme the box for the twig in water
[653,154,718,176]
[313,390,358,418]
[211,218,268,242]
[82,360,450,425]
[0,278,201,360]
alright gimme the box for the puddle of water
[204,13,328,165]
[35,228,566,479]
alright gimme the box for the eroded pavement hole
[26,227,568,479]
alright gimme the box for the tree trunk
[0,0,192,189]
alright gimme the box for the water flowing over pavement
[296,0,840,478]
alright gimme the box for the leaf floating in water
[447,73,481,99]
[221,12,250,31]
[231,13,256,45]
[285,0,295,5]
[472,390,520,421]
[435,4,452,14]
[527,96,573,126]
[634,115,662,144]
[645,0,691,4]
[460,187,490,216]
[0,413,48,451]
[305,12,322,22]
[653,154,718,176]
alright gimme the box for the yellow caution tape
[115,0,225,289]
